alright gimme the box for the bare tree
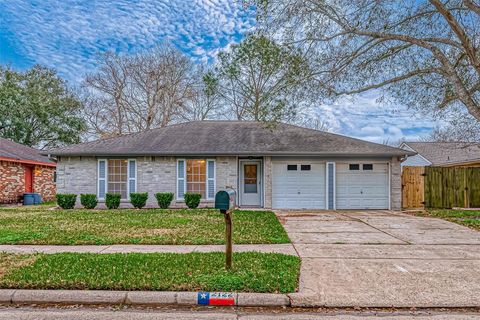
[179,70,221,121]
[214,34,313,124]
[83,45,197,137]
[253,0,480,123]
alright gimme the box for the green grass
[427,209,480,231]
[0,252,300,293]
[0,208,290,245]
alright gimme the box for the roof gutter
[0,156,56,167]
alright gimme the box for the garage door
[336,163,389,209]
[272,161,325,209]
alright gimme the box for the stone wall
[0,160,56,204]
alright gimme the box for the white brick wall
[57,156,239,208]
[390,156,402,210]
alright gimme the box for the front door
[24,166,34,192]
[240,161,261,207]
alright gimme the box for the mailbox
[215,189,236,212]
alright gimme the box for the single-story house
[400,142,480,168]
[0,137,56,204]
[48,121,413,210]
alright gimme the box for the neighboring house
[0,138,56,204]
[48,121,413,210]
[400,142,480,168]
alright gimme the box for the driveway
[276,210,480,308]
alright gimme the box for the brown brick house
[0,138,56,204]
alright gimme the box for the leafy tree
[0,65,85,149]
[214,34,312,124]
[251,0,480,123]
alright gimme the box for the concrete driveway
[276,210,480,308]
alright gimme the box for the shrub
[155,192,174,209]
[56,194,77,209]
[80,194,97,209]
[184,193,201,209]
[105,193,121,209]
[130,192,148,209]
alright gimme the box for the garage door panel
[336,163,389,210]
[272,162,325,209]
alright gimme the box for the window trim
[178,158,215,200]
[98,158,135,201]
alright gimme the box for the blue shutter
[177,160,185,199]
[327,162,335,209]
[207,160,215,199]
[128,160,136,194]
[98,160,106,199]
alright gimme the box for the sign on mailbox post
[214,189,236,269]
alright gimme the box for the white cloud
[0,0,256,83]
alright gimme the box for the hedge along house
[48,121,413,210]
[0,137,56,204]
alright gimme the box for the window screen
[363,164,373,170]
[349,164,360,170]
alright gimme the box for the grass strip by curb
[0,209,290,245]
[0,252,300,293]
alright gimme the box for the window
[53,171,57,183]
[363,164,373,170]
[287,164,297,171]
[186,160,206,197]
[349,164,360,170]
[98,159,136,200]
[178,159,215,199]
[301,165,311,171]
[108,160,128,199]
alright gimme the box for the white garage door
[272,161,325,209]
[336,163,389,209]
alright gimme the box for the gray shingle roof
[0,137,55,165]
[403,142,480,166]
[48,121,412,157]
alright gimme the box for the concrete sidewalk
[0,244,297,255]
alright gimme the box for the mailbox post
[214,189,236,270]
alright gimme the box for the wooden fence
[402,166,425,209]
[402,166,480,209]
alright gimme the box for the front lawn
[0,208,290,245]
[427,209,480,231]
[0,252,300,293]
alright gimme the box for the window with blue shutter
[128,159,136,195]
[98,159,106,199]
[207,160,215,199]
[177,160,185,199]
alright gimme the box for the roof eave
[0,156,56,167]
[49,150,413,157]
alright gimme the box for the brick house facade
[0,138,56,204]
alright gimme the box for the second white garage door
[336,163,389,209]
[272,162,325,209]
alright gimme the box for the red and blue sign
[197,292,236,306]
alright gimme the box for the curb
[0,289,291,307]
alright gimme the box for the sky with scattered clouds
[0,0,439,144]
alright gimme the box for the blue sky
[0,0,438,143]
